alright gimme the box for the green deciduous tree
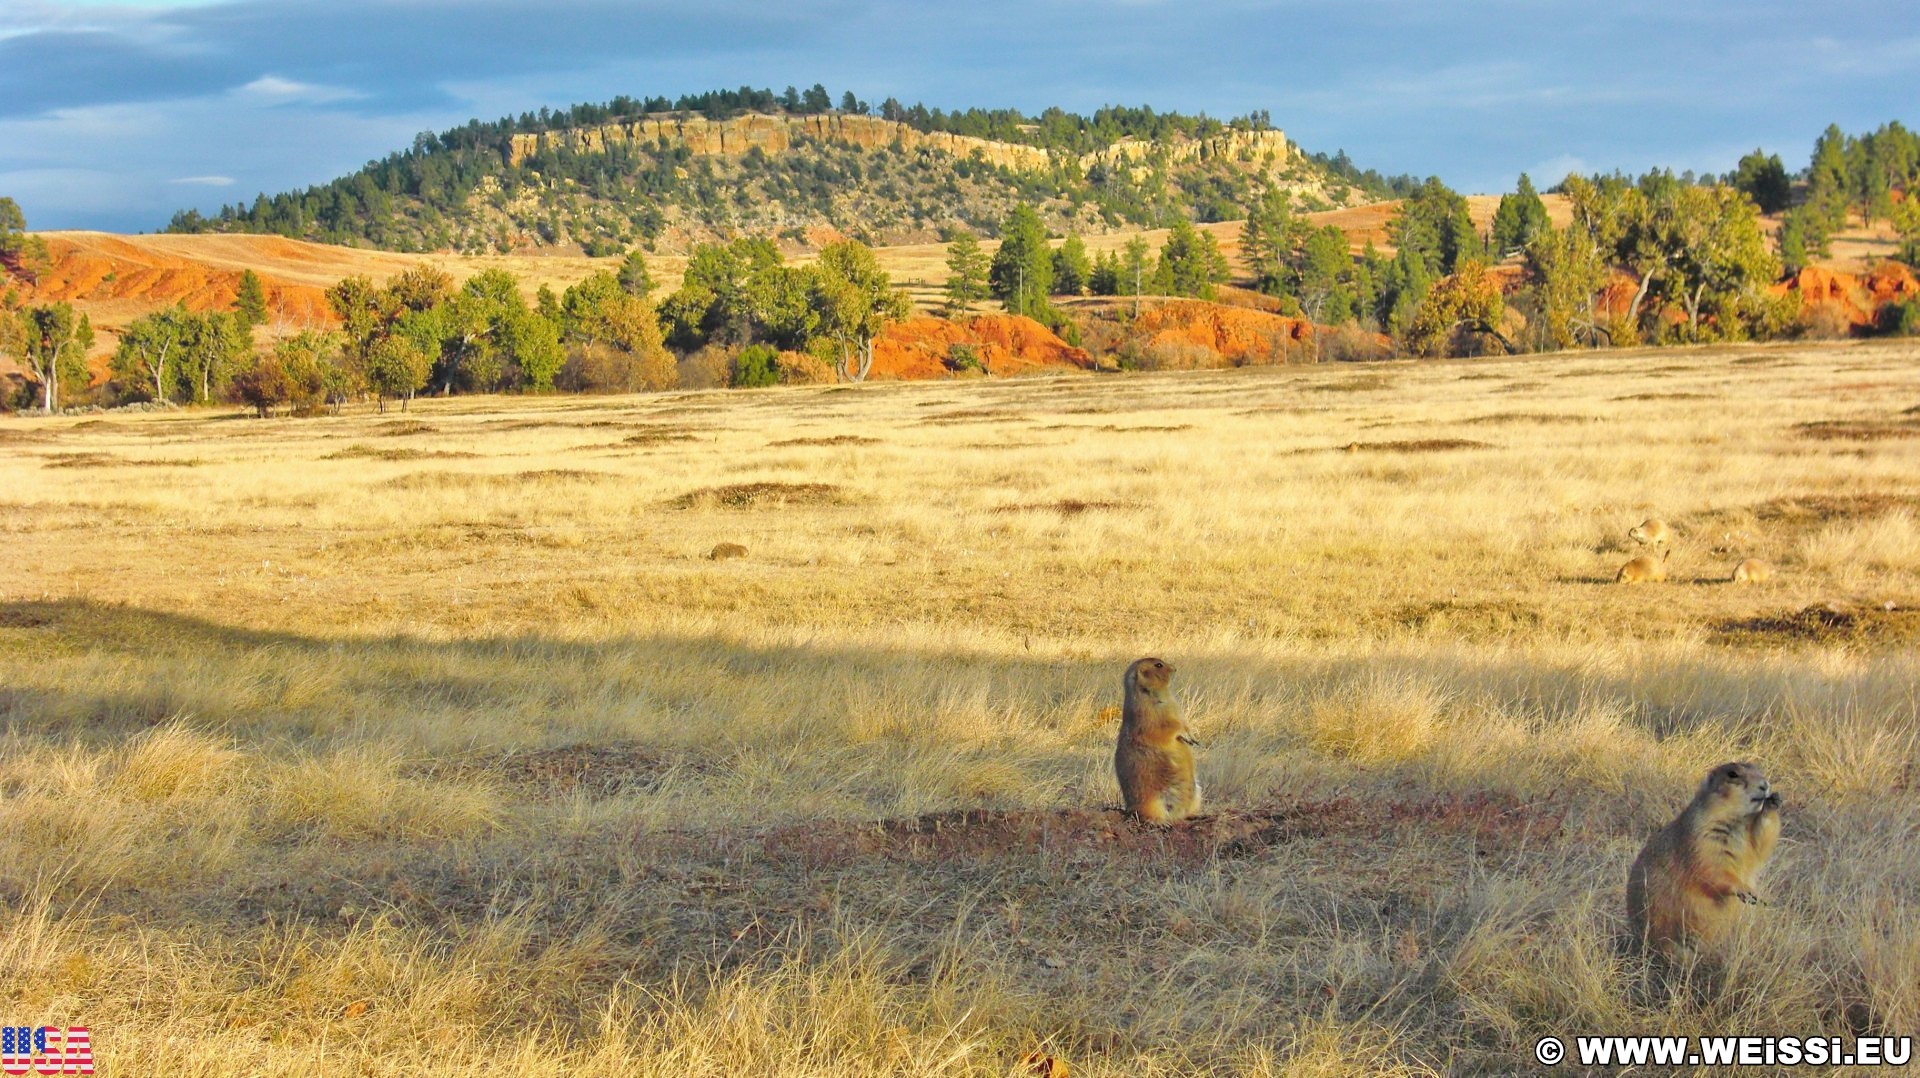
[942,231,989,314]
[1524,223,1610,349]
[13,303,94,413]
[1407,259,1509,357]
[364,334,431,411]
[0,197,49,282]
[1894,196,1920,266]
[179,310,248,404]
[112,305,194,403]
[1665,185,1779,341]
[813,239,909,382]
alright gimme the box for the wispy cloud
[235,75,363,105]
[169,174,234,185]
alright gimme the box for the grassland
[2,340,1919,1074]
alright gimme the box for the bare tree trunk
[152,340,171,403]
[857,336,873,382]
[1625,270,1655,331]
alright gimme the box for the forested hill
[163,86,1413,255]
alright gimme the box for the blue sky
[2,0,1915,233]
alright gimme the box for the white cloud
[235,75,363,105]
[169,174,233,185]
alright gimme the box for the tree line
[8,236,910,415]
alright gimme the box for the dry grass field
[3,340,1919,1074]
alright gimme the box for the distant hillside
[163,90,1408,255]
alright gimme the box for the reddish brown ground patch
[764,794,1567,870]
[990,499,1133,515]
[768,434,880,447]
[1714,601,1920,647]
[620,427,701,447]
[1463,412,1599,426]
[1795,417,1920,441]
[422,742,682,800]
[1339,438,1493,453]
[39,452,201,469]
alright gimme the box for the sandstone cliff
[509,112,1288,178]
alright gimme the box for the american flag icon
[0,1026,92,1075]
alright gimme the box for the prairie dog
[1627,762,1782,959]
[1629,518,1672,546]
[707,542,748,561]
[1114,658,1202,824]
[1616,550,1669,584]
[1730,558,1771,584]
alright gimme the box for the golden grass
[2,339,1919,1073]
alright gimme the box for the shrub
[731,343,780,388]
[677,345,732,390]
[1801,302,1854,341]
[230,354,291,417]
[775,350,835,385]
[945,342,984,375]
[1879,298,1920,337]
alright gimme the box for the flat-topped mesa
[506,113,1288,176]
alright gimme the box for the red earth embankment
[869,315,1094,379]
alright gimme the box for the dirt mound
[870,315,1093,379]
[1128,300,1312,364]
[1715,601,1920,648]
[762,794,1565,870]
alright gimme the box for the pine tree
[232,269,269,329]
[988,205,1053,317]
[942,231,990,314]
[1490,174,1551,256]
[1051,235,1091,296]
[617,249,654,298]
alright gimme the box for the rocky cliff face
[508,113,1288,177]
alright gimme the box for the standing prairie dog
[1115,658,1202,824]
[1627,762,1782,960]
[1730,558,1771,584]
[1629,518,1672,546]
[1616,549,1669,584]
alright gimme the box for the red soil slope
[871,315,1093,379]
[1773,262,1920,327]
[1129,300,1312,362]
